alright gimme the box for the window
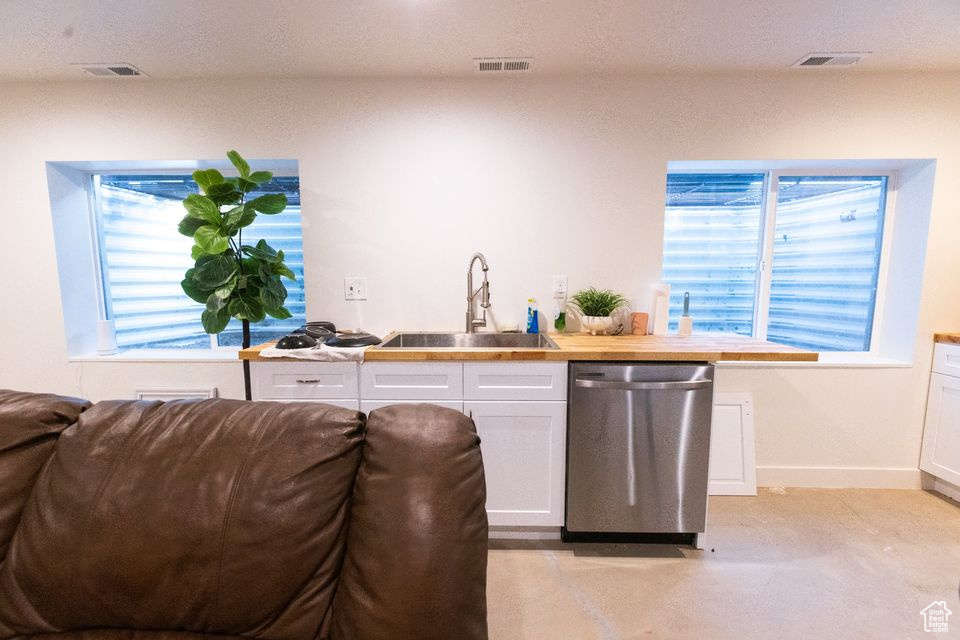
[662,171,890,352]
[92,173,305,350]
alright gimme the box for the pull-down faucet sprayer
[466,252,491,333]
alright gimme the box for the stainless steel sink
[377,332,559,349]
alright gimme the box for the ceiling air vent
[473,58,533,74]
[791,52,869,68]
[71,62,147,78]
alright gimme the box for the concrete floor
[487,489,960,640]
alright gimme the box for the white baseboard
[757,465,921,489]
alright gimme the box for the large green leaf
[248,170,273,184]
[205,292,227,313]
[201,306,232,334]
[207,182,237,198]
[214,276,237,299]
[191,244,204,260]
[241,239,281,263]
[247,193,287,214]
[266,306,293,320]
[182,193,221,225]
[209,190,242,208]
[192,168,225,193]
[177,215,206,237]
[259,276,287,310]
[192,255,238,288]
[194,225,229,255]
[224,204,256,234]
[228,295,265,322]
[181,270,212,303]
[227,150,251,178]
[275,263,296,280]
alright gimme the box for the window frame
[86,164,303,353]
[665,166,898,355]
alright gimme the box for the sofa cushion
[330,404,488,640]
[0,398,365,640]
[0,389,90,564]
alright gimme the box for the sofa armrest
[330,404,488,640]
[0,389,90,563]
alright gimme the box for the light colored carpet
[487,489,960,640]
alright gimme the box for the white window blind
[662,172,889,352]
[662,174,764,335]
[94,174,306,350]
[767,176,887,351]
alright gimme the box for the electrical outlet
[344,277,367,300]
[552,274,568,298]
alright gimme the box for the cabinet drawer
[252,362,359,400]
[360,362,463,400]
[464,362,567,401]
[933,343,960,377]
[361,400,464,414]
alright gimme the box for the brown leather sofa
[0,389,488,640]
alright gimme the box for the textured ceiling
[1,0,959,81]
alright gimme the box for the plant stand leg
[242,319,252,401]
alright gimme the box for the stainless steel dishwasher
[563,361,714,544]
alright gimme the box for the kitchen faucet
[466,252,491,333]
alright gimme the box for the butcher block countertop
[239,332,818,362]
[934,333,960,345]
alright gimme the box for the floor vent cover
[792,52,869,68]
[72,62,147,78]
[473,57,533,73]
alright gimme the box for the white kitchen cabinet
[920,344,960,487]
[254,358,567,528]
[465,400,567,527]
[250,361,359,407]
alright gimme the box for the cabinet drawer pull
[296,378,322,384]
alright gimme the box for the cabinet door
[465,401,566,527]
[920,372,960,486]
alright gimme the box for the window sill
[717,353,913,369]
[70,348,241,364]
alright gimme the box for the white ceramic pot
[581,315,613,336]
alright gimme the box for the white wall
[1,72,958,487]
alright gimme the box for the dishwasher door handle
[575,378,712,391]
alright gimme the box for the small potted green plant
[570,287,628,335]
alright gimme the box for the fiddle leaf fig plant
[178,150,295,336]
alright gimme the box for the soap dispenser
[526,298,540,334]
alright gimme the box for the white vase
[581,315,613,336]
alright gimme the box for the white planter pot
[581,315,613,335]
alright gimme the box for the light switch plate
[552,274,568,298]
[344,277,367,300]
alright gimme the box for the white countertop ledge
[718,353,912,369]
[70,349,241,364]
